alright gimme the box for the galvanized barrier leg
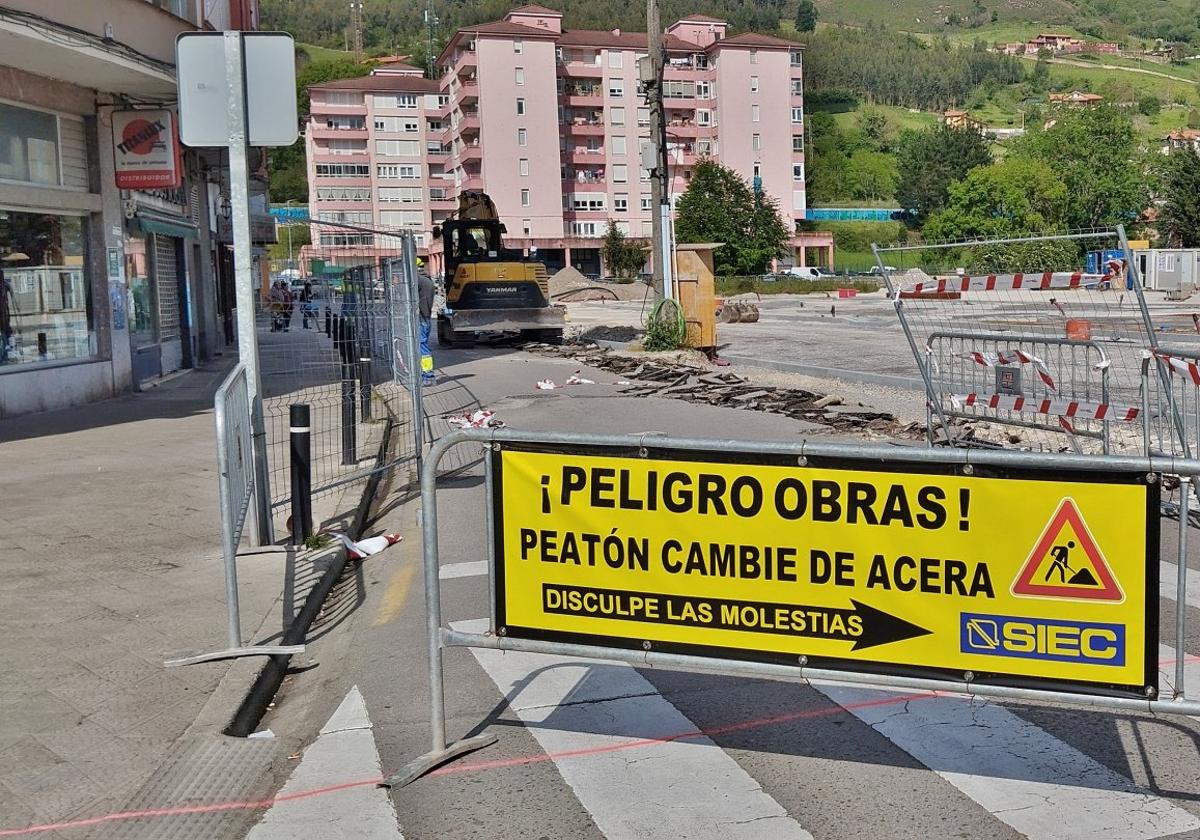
[382,437,497,789]
[1176,476,1190,699]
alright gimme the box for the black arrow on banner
[540,584,933,652]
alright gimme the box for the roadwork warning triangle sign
[1011,498,1124,602]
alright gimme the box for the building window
[378,187,423,203]
[697,110,711,126]
[753,163,762,179]
[0,103,65,187]
[614,193,628,212]
[373,94,417,109]
[572,194,606,211]
[611,136,626,155]
[608,78,623,97]
[516,98,526,116]
[326,115,365,129]
[521,189,531,207]
[697,81,711,99]
[515,67,525,86]
[0,210,92,369]
[519,158,529,176]
[612,164,627,182]
[610,107,625,126]
[608,51,623,68]
[640,196,652,210]
[518,128,528,146]
[752,133,761,151]
[749,49,758,64]
[325,91,363,106]
[750,76,759,92]
[514,38,523,54]
[379,210,424,227]
[316,163,371,177]
[791,80,803,96]
[315,187,371,201]
[793,163,805,181]
[523,219,532,235]
[377,164,419,179]
[752,105,760,123]
[791,108,803,124]
[637,107,650,127]
[793,134,804,152]
[790,51,802,67]
[374,139,420,156]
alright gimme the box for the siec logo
[960,612,1124,666]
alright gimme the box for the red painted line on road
[6,658,1200,837]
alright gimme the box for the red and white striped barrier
[949,392,1140,422]
[951,349,1058,391]
[904,260,1124,295]
[1152,350,1200,385]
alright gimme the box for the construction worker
[417,258,435,385]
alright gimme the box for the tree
[794,0,817,33]
[1138,95,1162,116]
[923,159,1076,270]
[1011,105,1151,230]
[845,150,899,201]
[600,222,648,279]
[675,160,788,275]
[895,125,992,221]
[1158,147,1200,247]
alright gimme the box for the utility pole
[642,0,673,299]
[424,0,439,78]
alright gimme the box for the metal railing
[384,428,1200,789]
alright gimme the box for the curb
[720,355,928,391]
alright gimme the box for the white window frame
[752,105,760,123]
[514,38,524,54]
[614,193,629,212]
[521,188,531,207]
[751,76,759,92]
[610,135,626,156]
[793,163,805,181]
[519,158,530,176]
[516,98,526,116]
[791,108,804,124]
[793,134,804,152]
[610,107,625,126]
[749,49,758,64]
[608,78,624,97]
[612,164,628,183]
[518,128,528,146]
[752,133,761,152]
[515,67,525,86]
[608,50,623,68]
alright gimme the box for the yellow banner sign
[494,445,1158,696]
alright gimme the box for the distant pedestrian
[269,281,286,332]
[283,285,294,331]
[417,259,435,385]
[300,280,314,329]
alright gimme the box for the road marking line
[453,618,813,840]
[439,560,488,579]
[372,563,416,627]
[1159,561,1200,607]
[247,686,402,839]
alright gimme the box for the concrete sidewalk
[0,360,289,833]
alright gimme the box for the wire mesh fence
[873,227,1191,456]
[258,233,423,514]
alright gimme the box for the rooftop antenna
[350,1,364,62]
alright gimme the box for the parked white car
[786,266,834,280]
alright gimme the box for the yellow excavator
[433,190,565,346]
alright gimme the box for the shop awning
[133,213,200,241]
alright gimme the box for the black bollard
[289,403,313,545]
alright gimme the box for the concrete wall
[2,0,195,64]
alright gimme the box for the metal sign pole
[224,31,273,545]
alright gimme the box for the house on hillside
[1162,130,1200,155]
[1091,42,1120,54]
[1049,91,1104,107]
[943,109,985,132]
[1027,33,1085,54]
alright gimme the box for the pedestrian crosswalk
[259,559,1200,839]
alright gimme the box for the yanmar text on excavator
[434,190,565,346]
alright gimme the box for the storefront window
[0,102,60,186]
[125,236,157,348]
[0,209,93,369]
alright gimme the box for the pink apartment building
[304,5,833,277]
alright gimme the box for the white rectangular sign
[176,32,299,148]
[112,109,182,188]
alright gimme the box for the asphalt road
[245,345,1200,840]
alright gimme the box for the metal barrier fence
[164,363,303,667]
[258,233,423,522]
[872,227,1188,457]
[385,428,1200,788]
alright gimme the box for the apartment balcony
[312,175,372,187]
[310,150,370,163]
[308,125,368,140]
[458,78,479,104]
[565,119,606,135]
[559,60,604,78]
[563,91,603,107]
[564,171,606,185]
[663,97,700,111]
[460,175,484,191]
[429,195,457,210]
[567,149,606,165]
[666,122,716,138]
[664,65,715,82]
[455,112,481,135]
[452,47,477,76]
[426,145,451,162]
[453,145,482,167]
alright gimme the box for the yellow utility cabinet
[674,243,719,351]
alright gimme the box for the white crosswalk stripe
[247,686,402,839]
[439,560,488,579]
[453,618,813,840]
